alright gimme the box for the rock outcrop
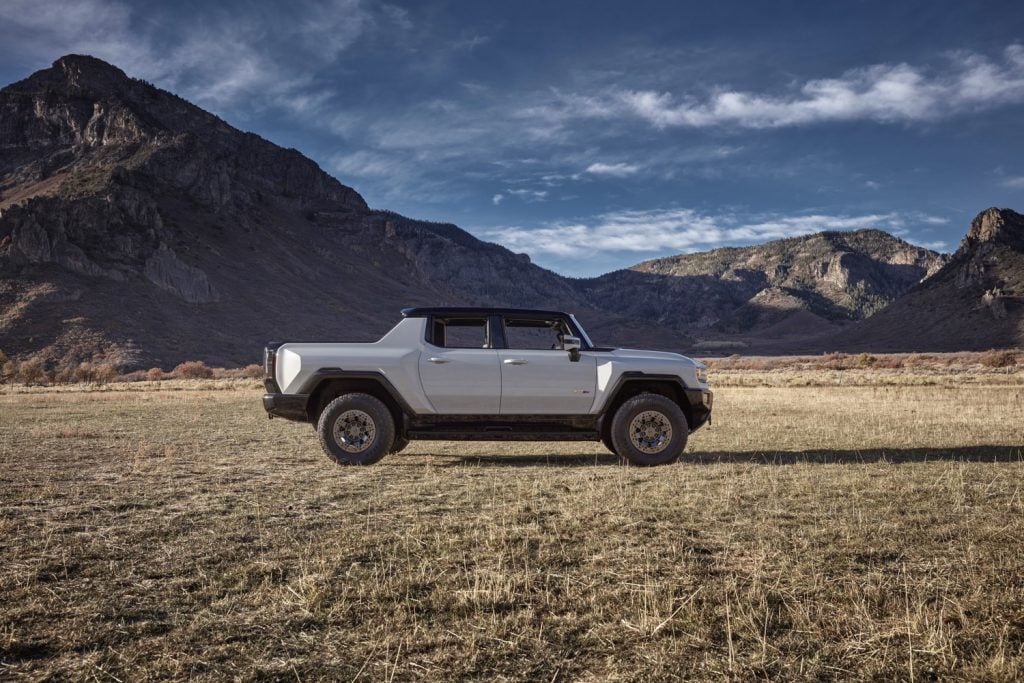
[818,208,1024,352]
[580,229,946,338]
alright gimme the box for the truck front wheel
[317,393,395,465]
[609,393,688,466]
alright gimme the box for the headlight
[695,366,708,383]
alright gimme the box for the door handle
[503,358,528,365]
[427,357,450,364]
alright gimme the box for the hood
[610,348,701,366]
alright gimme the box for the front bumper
[683,388,713,431]
[262,393,310,422]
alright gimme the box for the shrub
[856,353,877,367]
[145,367,165,382]
[979,350,1018,368]
[93,363,117,385]
[241,363,262,378]
[54,365,76,384]
[17,358,46,386]
[74,362,96,383]
[1,360,12,383]
[173,360,213,379]
[822,352,851,370]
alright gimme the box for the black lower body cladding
[684,388,713,430]
[262,393,309,421]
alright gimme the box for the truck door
[417,316,501,414]
[497,316,597,414]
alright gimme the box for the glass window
[503,318,570,350]
[433,317,489,348]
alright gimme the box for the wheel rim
[332,409,376,453]
[628,410,673,454]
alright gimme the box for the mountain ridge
[0,55,1014,369]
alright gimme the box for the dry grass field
[2,372,1023,681]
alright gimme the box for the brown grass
[1,374,1023,680]
[706,349,1022,372]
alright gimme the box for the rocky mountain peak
[52,54,131,93]
[962,207,1024,251]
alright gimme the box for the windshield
[568,314,595,349]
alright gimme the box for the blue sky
[2,0,1024,277]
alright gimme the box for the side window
[431,317,489,348]
[503,318,569,350]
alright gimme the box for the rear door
[497,315,597,414]
[417,316,501,414]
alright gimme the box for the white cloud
[0,0,391,114]
[483,208,948,257]
[544,45,1024,129]
[505,189,549,202]
[492,193,504,205]
[1002,176,1024,189]
[585,162,640,177]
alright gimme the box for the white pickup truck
[262,307,712,466]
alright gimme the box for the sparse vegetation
[979,349,1018,368]
[1,370,1022,680]
[14,357,45,385]
[172,360,214,379]
[0,350,12,384]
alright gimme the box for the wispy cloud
[0,0,397,113]
[1002,176,1024,188]
[484,208,947,258]
[585,162,640,177]
[505,189,549,202]
[542,45,1024,129]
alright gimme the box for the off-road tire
[610,392,688,466]
[317,393,395,465]
[600,422,617,455]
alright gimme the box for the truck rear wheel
[317,393,395,465]
[610,393,688,466]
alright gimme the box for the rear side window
[430,317,490,348]
[503,317,569,350]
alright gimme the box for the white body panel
[418,348,501,413]
[275,316,709,416]
[497,350,597,414]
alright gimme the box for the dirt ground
[1,376,1023,680]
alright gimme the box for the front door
[498,316,597,414]
[417,316,500,414]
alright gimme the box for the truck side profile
[262,308,712,466]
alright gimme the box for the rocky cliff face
[580,230,946,340]
[816,208,1024,352]
[0,55,1001,368]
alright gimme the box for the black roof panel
[402,307,572,318]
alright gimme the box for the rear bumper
[683,388,713,432]
[262,393,309,422]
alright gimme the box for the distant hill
[0,55,1014,369]
[816,208,1024,352]
[582,230,946,344]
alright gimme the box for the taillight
[264,346,276,379]
[264,343,283,393]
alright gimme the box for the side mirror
[563,335,581,362]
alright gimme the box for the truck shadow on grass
[435,445,1024,467]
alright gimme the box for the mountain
[0,55,605,368]
[0,55,1003,369]
[582,230,946,346]
[818,208,1024,352]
